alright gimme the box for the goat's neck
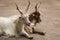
[16,17,26,32]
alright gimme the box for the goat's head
[16,1,30,26]
[21,13,30,26]
[29,3,41,26]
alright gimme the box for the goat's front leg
[22,30,33,39]
[21,26,33,39]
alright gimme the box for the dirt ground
[0,0,60,40]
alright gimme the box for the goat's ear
[15,3,23,15]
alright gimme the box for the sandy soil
[0,0,60,40]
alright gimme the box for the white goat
[0,1,33,39]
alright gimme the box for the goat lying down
[0,2,33,39]
[25,3,45,35]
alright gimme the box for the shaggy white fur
[0,16,17,37]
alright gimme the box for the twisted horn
[25,0,30,12]
[16,3,23,15]
[35,2,41,12]
[35,3,38,12]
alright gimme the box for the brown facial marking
[29,11,41,25]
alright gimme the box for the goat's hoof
[28,36,33,39]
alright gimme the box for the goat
[0,1,33,39]
[29,3,41,26]
[25,3,45,35]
